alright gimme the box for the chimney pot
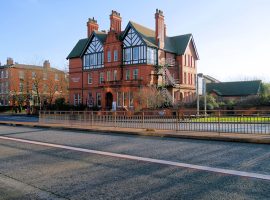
[87,17,99,37]
[6,57,14,65]
[43,60,50,68]
[110,10,122,33]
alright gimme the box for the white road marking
[0,135,270,181]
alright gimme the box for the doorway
[105,92,113,110]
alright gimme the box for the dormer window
[123,27,147,65]
[83,36,104,69]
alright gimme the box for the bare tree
[134,86,166,111]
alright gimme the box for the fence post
[176,111,179,131]
[91,111,93,127]
[114,112,117,128]
[218,110,221,135]
[142,112,145,129]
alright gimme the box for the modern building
[206,80,262,102]
[0,58,68,107]
[67,9,199,110]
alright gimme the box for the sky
[1,0,270,82]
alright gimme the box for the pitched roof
[203,75,220,83]
[164,34,192,54]
[206,80,262,96]
[94,30,107,43]
[67,21,198,59]
[129,21,157,48]
[66,30,107,60]
[0,63,62,72]
[66,38,88,59]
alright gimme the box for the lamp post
[196,73,203,116]
[203,78,207,116]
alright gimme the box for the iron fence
[39,110,270,134]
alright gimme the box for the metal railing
[39,110,270,134]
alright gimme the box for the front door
[105,92,113,110]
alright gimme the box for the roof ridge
[94,30,107,35]
[167,33,192,39]
[129,21,155,34]
[211,80,261,84]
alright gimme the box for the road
[0,125,269,200]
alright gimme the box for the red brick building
[67,9,199,110]
[0,58,68,107]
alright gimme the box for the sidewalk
[0,120,270,144]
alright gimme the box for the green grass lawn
[191,116,270,123]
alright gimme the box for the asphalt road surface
[0,125,269,200]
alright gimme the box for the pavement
[0,119,269,144]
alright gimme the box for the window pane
[96,93,101,107]
[133,69,138,80]
[129,91,134,107]
[88,73,92,84]
[133,47,139,60]
[107,71,110,81]
[114,70,117,81]
[114,50,118,61]
[126,70,130,80]
[99,72,104,83]
[117,92,122,107]
[107,51,111,62]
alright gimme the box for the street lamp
[196,73,203,116]
[203,78,207,116]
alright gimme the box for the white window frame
[107,71,111,82]
[55,73,59,81]
[113,70,117,81]
[32,72,36,79]
[129,91,134,107]
[133,69,138,80]
[107,51,111,62]
[99,72,104,83]
[117,92,122,107]
[88,73,92,84]
[123,92,128,107]
[114,50,118,61]
[96,93,101,107]
[126,69,130,80]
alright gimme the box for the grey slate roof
[67,21,198,59]
[206,80,262,97]
[66,38,88,59]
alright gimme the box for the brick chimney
[164,24,167,38]
[87,17,99,37]
[155,9,165,49]
[7,57,14,65]
[110,10,121,33]
[43,60,50,68]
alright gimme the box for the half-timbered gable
[83,35,104,70]
[123,26,146,65]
